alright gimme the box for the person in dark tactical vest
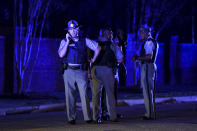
[132,25,159,120]
[58,20,101,125]
[98,30,125,121]
[90,27,124,123]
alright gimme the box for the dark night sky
[0,0,196,43]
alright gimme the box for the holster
[81,63,88,70]
[62,63,68,74]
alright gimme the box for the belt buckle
[69,65,81,70]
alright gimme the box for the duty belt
[68,65,82,70]
[63,63,88,70]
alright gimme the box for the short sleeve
[85,38,98,51]
[111,44,124,60]
[58,39,66,53]
[144,40,155,55]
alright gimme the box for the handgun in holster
[62,63,68,74]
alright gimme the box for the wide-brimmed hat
[64,20,81,30]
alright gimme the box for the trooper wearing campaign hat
[64,20,80,30]
[58,20,101,124]
[132,25,159,120]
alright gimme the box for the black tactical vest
[94,41,116,68]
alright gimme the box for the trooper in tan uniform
[132,25,159,120]
[58,20,101,124]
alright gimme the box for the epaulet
[147,38,154,42]
[147,38,157,44]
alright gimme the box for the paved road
[0,101,197,131]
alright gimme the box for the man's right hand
[66,33,71,44]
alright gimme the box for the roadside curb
[121,96,197,106]
[0,96,197,116]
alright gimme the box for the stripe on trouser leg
[145,64,152,117]
[153,71,156,118]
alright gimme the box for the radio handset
[68,32,74,44]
